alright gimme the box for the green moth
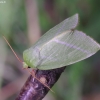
[23,14,100,70]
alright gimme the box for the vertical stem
[25,0,41,45]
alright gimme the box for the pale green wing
[31,14,78,48]
[23,14,79,68]
[36,30,100,70]
[23,14,100,70]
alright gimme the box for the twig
[15,67,66,100]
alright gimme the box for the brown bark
[15,67,65,100]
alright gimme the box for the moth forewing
[40,30,72,51]
[23,30,72,69]
[23,14,79,69]
[36,30,100,70]
[30,14,79,49]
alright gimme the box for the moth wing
[23,14,78,68]
[38,30,100,70]
[31,14,78,48]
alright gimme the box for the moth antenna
[3,36,23,63]
[3,36,54,93]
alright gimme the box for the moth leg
[31,69,37,76]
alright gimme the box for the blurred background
[0,0,100,100]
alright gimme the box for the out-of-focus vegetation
[0,0,100,100]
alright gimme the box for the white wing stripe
[53,39,89,54]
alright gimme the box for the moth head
[23,62,28,69]
[23,49,36,69]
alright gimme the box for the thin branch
[15,67,66,100]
